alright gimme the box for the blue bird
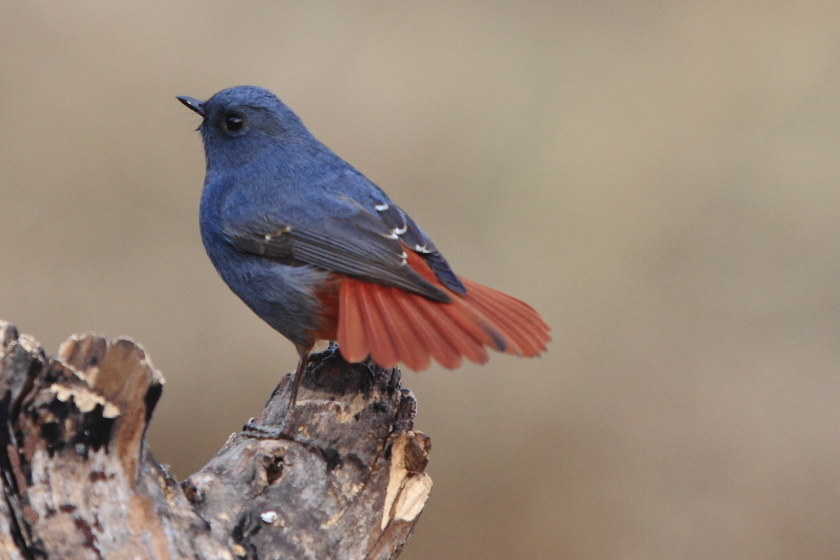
[178,86,549,404]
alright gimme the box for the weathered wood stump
[0,320,431,559]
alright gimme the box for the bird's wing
[221,202,454,302]
[370,201,466,294]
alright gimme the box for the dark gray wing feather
[221,208,451,302]
[375,203,466,294]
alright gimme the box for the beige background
[2,2,840,558]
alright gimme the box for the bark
[0,320,431,560]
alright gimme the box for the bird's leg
[242,348,311,440]
[287,347,310,409]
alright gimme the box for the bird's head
[178,86,312,168]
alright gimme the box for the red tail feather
[330,251,550,370]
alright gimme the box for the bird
[177,86,550,405]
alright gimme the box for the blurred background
[2,1,840,558]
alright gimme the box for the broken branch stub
[0,321,431,559]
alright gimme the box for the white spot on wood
[103,403,120,419]
[260,511,279,524]
[49,383,120,418]
[18,335,39,354]
[394,474,432,522]
[381,432,433,530]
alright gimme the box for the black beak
[177,96,205,117]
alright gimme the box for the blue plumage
[179,86,461,352]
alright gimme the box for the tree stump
[0,320,431,559]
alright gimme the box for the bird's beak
[177,96,205,117]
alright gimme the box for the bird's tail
[335,251,550,370]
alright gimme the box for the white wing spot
[415,244,430,253]
[400,251,408,265]
[375,203,389,211]
[264,225,291,242]
[383,232,399,240]
[392,225,408,235]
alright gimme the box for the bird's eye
[223,115,244,133]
